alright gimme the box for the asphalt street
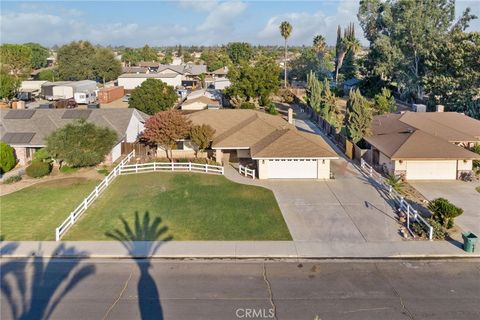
[1,259,479,320]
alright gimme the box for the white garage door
[267,159,317,179]
[406,160,457,180]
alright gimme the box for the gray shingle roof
[0,109,148,146]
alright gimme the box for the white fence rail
[55,150,136,241]
[360,159,433,240]
[55,155,224,241]
[239,164,255,179]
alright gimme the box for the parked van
[74,91,96,104]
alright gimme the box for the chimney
[436,105,444,112]
[288,108,293,124]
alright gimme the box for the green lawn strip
[64,172,292,241]
[0,178,100,240]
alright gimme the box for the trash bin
[462,232,478,253]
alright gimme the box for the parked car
[122,94,131,102]
[55,98,77,109]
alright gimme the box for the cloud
[257,0,364,46]
[197,1,247,32]
[0,11,190,47]
[178,0,218,12]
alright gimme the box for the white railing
[55,156,224,241]
[119,161,224,175]
[239,164,255,179]
[360,159,433,240]
[55,150,136,241]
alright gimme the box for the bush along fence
[360,159,433,240]
[55,151,224,241]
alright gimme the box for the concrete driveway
[411,181,480,235]
[270,159,402,242]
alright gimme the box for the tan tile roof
[186,109,338,158]
[366,112,480,160]
[251,129,337,158]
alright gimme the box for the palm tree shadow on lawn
[105,211,172,320]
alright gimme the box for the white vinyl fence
[239,164,255,179]
[360,159,433,240]
[55,153,224,241]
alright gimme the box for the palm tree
[313,34,326,57]
[279,21,292,88]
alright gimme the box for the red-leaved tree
[143,110,192,160]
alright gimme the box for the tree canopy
[128,78,178,115]
[0,142,17,173]
[226,56,280,106]
[200,48,231,72]
[0,44,32,79]
[57,41,96,80]
[46,119,117,167]
[24,43,49,69]
[190,124,216,156]
[227,42,253,64]
[345,89,373,144]
[0,72,20,100]
[93,48,122,84]
[358,0,477,101]
[143,110,192,160]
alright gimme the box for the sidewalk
[1,240,478,259]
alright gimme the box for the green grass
[59,165,79,174]
[0,178,100,240]
[64,172,291,241]
[476,186,480,193]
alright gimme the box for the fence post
[83,199,88,211]
[206,165,209,173]
[428,226,433,241]
[70,212,75,225]
[221,167,224,175]
[95,186,99,197]
[369,166,373,177]
[55,227,60,241]
[189,162,192,171]
[153,162,156,171]
[135,163,138,173]
[388,185,392,194]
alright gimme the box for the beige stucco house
[365,112,480,180]
[184,109,338,179]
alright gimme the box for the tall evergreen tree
[346,89,373,143]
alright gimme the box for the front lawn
[65,172,291,240]
[0,178,100,240]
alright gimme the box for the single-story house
[365,111,480,180]
[0,108,148,165]
[184,109,338,179]
[118,73,182,89]
[181,96,221,110]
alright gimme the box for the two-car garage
[267,159,318,179]
[405,160,457,180]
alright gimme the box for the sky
[1,0,479,47]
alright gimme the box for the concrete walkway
[1,240,478,259]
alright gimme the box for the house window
[175,141,184,150]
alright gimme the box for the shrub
[3,175,22,184]
[279,89,294,103]
[385,174,403,192]
[26,161,52,178]
[59,165,79,174]
[0,142,16,173]
[266,103,279,115]
[240,102,256,109]
[33,148,52,163]
[476,186,480,193]
[412,218,447,240]
[428,198,463,229]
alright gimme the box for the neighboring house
[181,96,221,111]
[209,67,231,90]
[365,112,480,180]
[0,109,148,165]
[138,61,161,72]
[122,66,148,74]
[183,109,338,179]
[118,73,183,89]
